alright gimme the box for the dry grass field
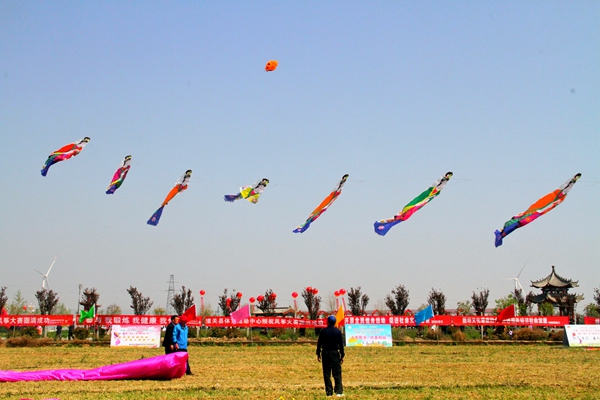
[0,343,598,399]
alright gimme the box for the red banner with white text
[0,315,74,326]
[584,317,600,325]
[80,314,570,328]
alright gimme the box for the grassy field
[0,343,598,399]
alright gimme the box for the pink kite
[0,352,187,382]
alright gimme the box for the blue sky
[1,1,598,315]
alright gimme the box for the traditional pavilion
[530,265,583,321]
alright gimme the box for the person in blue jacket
[173,316,192,375]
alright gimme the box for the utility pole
[77,284,82,315]
[166,275,175,315]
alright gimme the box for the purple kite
[0,352,187,382]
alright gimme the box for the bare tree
[171,286,194,315]
[471,288,489,316]
[427,288,446,315]
[35,288,59,315]
[347,287,370,316]
[105,304,122,315]
[217,289,240,317]
[593,288,600,314]
[0,287,7,312]
[79,288,101,312]
[385,284,410,316]
[302,288,322,320]
[324,292,337,314]
[256,289,277,316]
[127,286,154,315]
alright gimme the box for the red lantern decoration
[226,298,232,307]
[22,305,27,311]
[291,291,298,298]
[306,286,312,293]
[200,290,206,296]
[249,297,256,303]
[334,291,340,297]
[312,288,318,295]
[270,293,277,300]
[339,288,346,295]
[236,292,243,298]
[257,295,265,302]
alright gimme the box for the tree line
[1,285,599,319]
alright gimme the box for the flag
[334,305,345,328]
[230,304,250,324]
[496,304,516,323]
[1,307,7,316]
[181,304,197,322]
[414,305,434,326]
[79,304,95,323]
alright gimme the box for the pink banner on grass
[0,352,187,382]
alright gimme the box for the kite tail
[374,219,402,236]
[494,230,504,247]
[147,206,165,226]
[41,158,55,176]
[106,185,117,195]
[223,194,240,202]
[292,221,312,234]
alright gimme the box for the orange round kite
[265,60,278,72]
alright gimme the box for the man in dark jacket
[316,315,345,397]
[163,315,179,354]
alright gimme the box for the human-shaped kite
[41,137,90,176]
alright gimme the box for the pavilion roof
[530,265,579,289]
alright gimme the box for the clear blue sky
[1,1,598,315]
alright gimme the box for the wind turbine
[36,256,57,290]
[507,256,531,293]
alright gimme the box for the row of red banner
[1,314,577,327]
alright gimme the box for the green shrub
[208,327,227,338]
[6,337,53,347]
[73,327,89,340]
[464,327,484,340]
[425,328,442,340]
[547,329,564,342]
[397,328,417,339]
[452,330,466,342]
[276,330,299,341]
[20,326,41,338]
[514,328,548,341]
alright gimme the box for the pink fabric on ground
[0,352,188,382]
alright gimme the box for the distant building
[530,265,583,322]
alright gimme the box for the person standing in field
[316,315,345,397]
[173,316,192,375]
[163,315,179,355]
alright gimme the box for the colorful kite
[0,352,188,382]
[224,179,269,204]
[265,60,278,71]
[374,172,453,236]
[106,155,132,194]
[147,170,192,226]
[494,173,581,247]
[293,174,349,234]
[41,137,90,176]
